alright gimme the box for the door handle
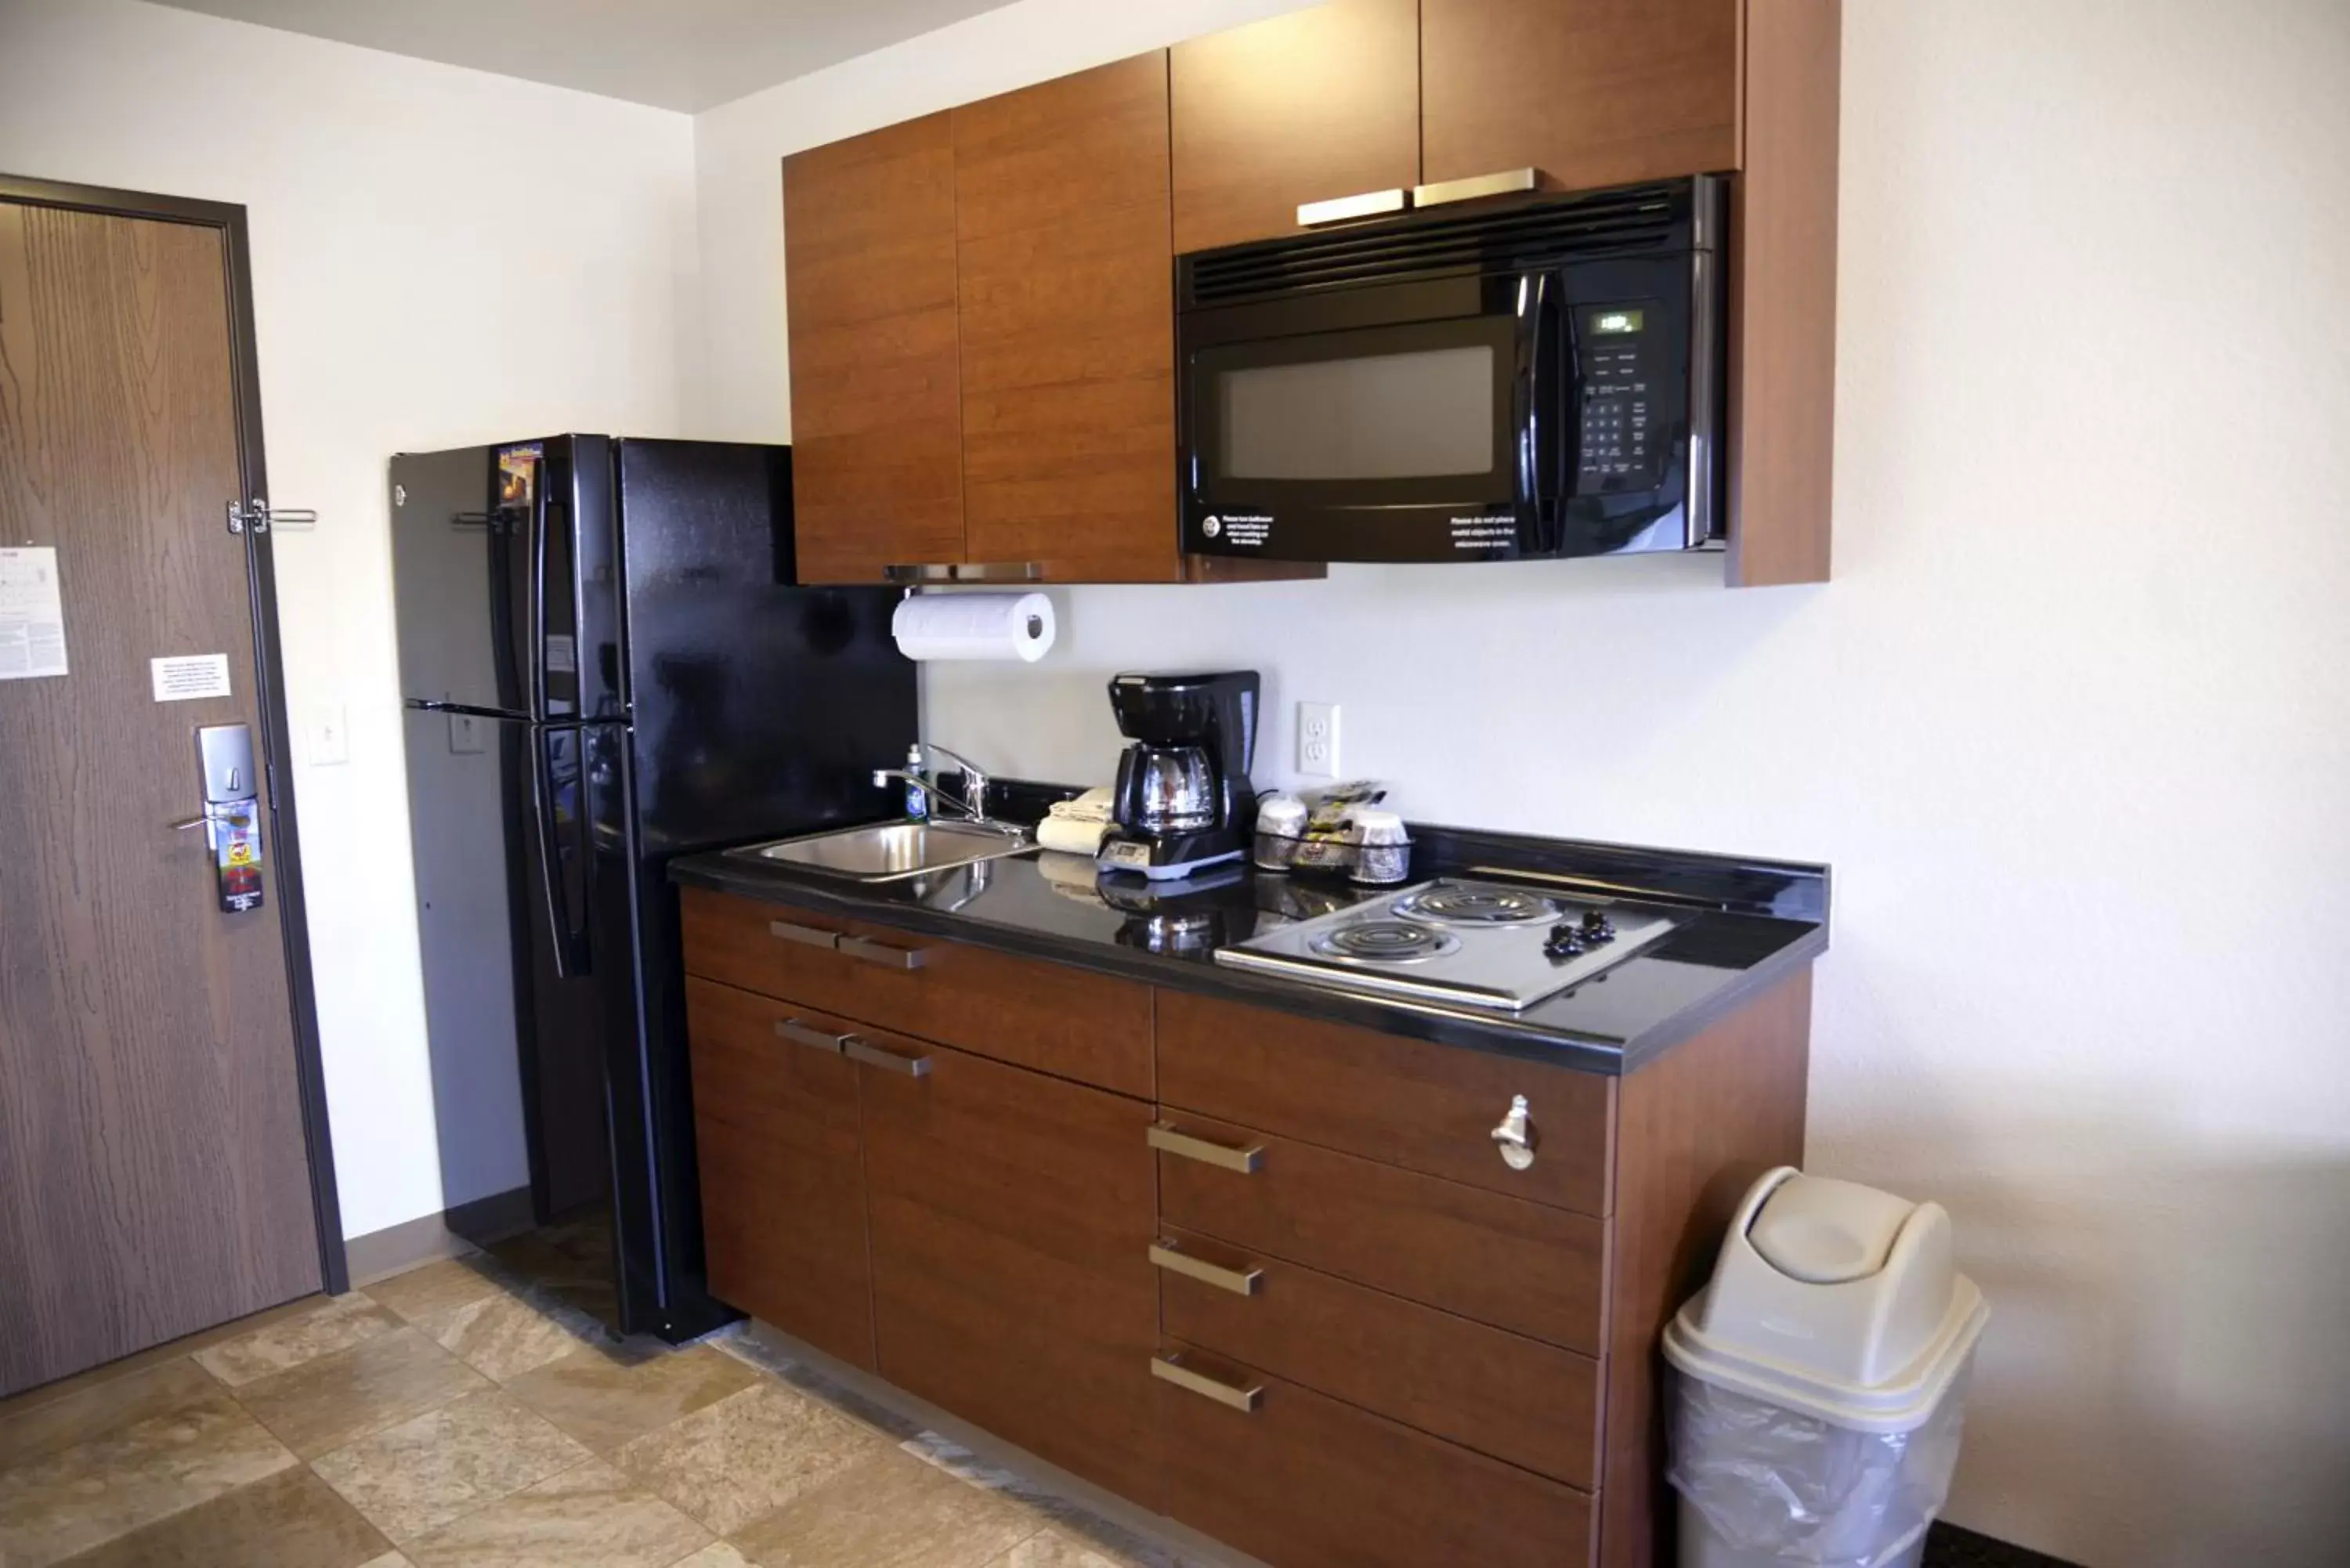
[1148,1123,1264,1174]
[1151,1351,1263,1414]
[768,917,842,949]
[776,1019,851,1054]
[844,1036,931,1077]
[1296,186,1410,227]
[1412,168,1544,208]
[837,934,926,970]
[1149,1237,1263,1297]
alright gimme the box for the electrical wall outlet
[1296,700,1340,779]
[306,704,349,766]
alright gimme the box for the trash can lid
[1662,1167,1990,1433]
[1748,1173,1917,1284]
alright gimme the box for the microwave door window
[1217,345,1495,482]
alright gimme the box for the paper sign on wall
[151,654,233,703]
[0,547,69,681]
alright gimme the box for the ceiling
[151,0,1019,111]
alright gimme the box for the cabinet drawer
[1155,1344,1596,1568]
[1154,1224,1599,1487]
[685,978,875,1371]
[1155,1115,1607,1355]
[862,1037,1160,1507]
[680,887,1154,1097]
[1157,990,1615,1216]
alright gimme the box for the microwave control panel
[1574,305,1660,490]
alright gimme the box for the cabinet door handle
[1491,1093,1539,1170]
[1296,186,1409,227]
[1151,1351,1262,1414]
[775,1019,849,1055]
[768,918,840,950]
[1412,168,1543,208]
[1148,1122,1264,1174]
[1149,1238,1262,1297]
[837,934,927,970]
[844,1036,931,1077]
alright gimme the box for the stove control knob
[1491,1094,1538,1171]
[1580,909,1616,942]
[1544,922,1589,959]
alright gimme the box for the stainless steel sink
[734,818,1033,882]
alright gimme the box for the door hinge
[226,498,318,536]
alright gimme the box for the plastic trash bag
[1667,1357,1973,1568]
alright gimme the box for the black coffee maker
[1096,670,1260,880]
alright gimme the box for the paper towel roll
[891,592,1055,663]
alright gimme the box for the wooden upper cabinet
[1420,0,1742,194]
[1169,0,1421,254]
[952,53,1181,583]
[783,113,964,583]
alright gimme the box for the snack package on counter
[1288,781,1389,874]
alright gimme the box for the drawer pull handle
[775,1019,850,1054]
[1296,186,1409,227]
[1151,1351,1262,1413]
[1412,167,1543,208]
[1491,1093,1538,1172]
[1149,1238,1262,1296]
[844,1036,931,1077]
[837,934,927,970]
[768,917,840,949]
[1148,1122,1264,1174]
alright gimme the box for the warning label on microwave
[1448,516,1517,551]
[1202,513,1271,548]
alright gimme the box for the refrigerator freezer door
[615,439,913,854]
[390,437,621,722]
[391,445,529,717]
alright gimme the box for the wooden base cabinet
[685,977,877,1371]
[859,1034,1162,1508]
[680,886,1814,1568]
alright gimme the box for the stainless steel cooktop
[1216,877,1680,1012]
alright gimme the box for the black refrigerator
[390,435,915,1341]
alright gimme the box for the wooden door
[685,978,876,1371]
[953,53,1181,583]
[860,1035,1162,1506]
[783,113,965,583]
[1420,0,1742,195]
[0,197,323,1395]
[1170,0,1422,253]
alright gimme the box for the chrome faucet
[872,742,994,826]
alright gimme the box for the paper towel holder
[884,562,1045,584]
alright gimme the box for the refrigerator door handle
[529,470,550,723]
[532,725,591,979]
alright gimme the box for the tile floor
[0,1239,1218,1568]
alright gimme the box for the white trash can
[1662,1167,1988,1568]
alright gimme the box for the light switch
[306,705,349,767]
[447,713,486,755]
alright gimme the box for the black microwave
[1176,176,1726,563]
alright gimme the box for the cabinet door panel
[1421,0,1741,193]
[685,978,875,1370]
[1158,1114,1609,1355]
[783,112,964,582]
[1170,0,1421,253]
[862,1039,1161,1506]
[1155,1345,1596,1568]
[953,53,1178,583]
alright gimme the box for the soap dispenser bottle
[902,743,927,820]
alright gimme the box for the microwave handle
[1513,272,1564,510]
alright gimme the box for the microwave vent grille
[1183,181,1694,306]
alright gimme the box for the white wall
[694,1,2350,1562]
[0,0,700,1237]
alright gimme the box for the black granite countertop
[669,793,1828,1076]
